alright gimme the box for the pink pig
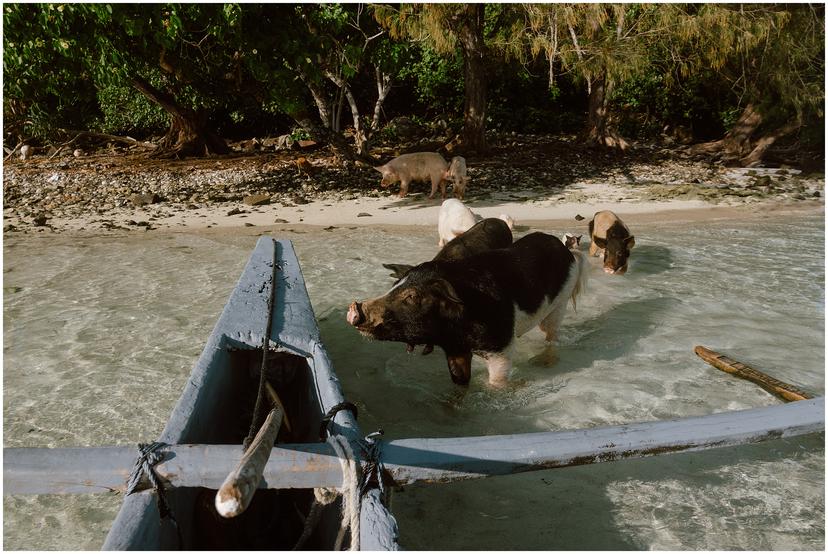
[374,152,450,198]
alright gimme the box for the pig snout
[347,301,365,326]
[603,265,627,275]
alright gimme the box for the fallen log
[55,128,157,149]
[694,345,813,402]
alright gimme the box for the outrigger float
[4,237,824,550]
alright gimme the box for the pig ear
[373,164,386,173]
[625,236,636,249]
[593,236,607,249]
[432,279,463,318]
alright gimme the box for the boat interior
[156,346,345,550]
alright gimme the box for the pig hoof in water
[447,353,472,386]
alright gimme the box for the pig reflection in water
[347,232,589,386]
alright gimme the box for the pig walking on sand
[438,199,515,247]
[374,152,450,199]
[348,232,589,387]
[588,210,635,275]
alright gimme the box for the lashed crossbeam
[5,396,822,495]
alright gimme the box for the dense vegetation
[3,3,824,165]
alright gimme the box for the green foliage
[3,2,823,159]
[94,82,167,136]
[397,45,464,114]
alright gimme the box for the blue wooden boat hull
[102,237,398,550]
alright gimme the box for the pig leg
[446,352,472,385]
[483,345,514,386]
[538,304,567,342]
[428,175,440,199]
[399,179,411,198]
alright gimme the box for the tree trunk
[371,67,392,134]
[690,104,774,165]
[325,71,370,156]
[454,4,488,153]
[130,77,228,158]
[583,74,629,150]
[290,111,376,165]
[740,119,801,167]
[721,104,763,158]
[298,71,332,130]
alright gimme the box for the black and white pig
[588,210,635,275]
[347,232,588,386]
[383,217,513,280]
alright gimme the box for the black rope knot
[126,441,181,545]
[319,401,359,440]
[360,430,386,497]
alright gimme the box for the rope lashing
[360,430,386,497]
[319,401,359,440]
[126,442,182,547]
[328,434,361,551]
[293,434,362,551]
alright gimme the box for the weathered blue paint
[6,397,823,496]
[101,238,399,550]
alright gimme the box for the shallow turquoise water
[3,210,824,549]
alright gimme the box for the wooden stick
[214,406,283,518]
[265,381,292,433]
[694,345,813,402]
[4,141,21,161]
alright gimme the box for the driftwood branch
[55,129,156,149]
[4,141,22,161]
[694,345,813,402]
[48,133,83,159]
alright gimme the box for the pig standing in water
[588,210,635,275]
[443,156,469,199]
[374,152,450,199]
[438,199,515,247]
[385,216,513,279]
[562,233,582,250]
[348,233,588,386]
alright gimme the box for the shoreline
[4,143,824,237]
[3,197,823,241]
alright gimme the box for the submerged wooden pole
[215,406,283,518]
[694,345,813,402]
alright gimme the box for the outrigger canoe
[4,237,824,550]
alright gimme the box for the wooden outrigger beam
[5,397,822,495]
